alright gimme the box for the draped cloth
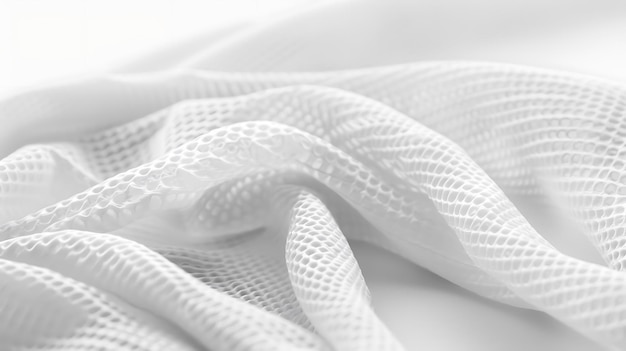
[2,0,626,350]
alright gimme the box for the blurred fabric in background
[2,0,626,96]
[0,0,318,95]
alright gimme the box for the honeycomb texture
[2,2,626,351]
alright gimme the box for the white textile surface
[2,1,626,350]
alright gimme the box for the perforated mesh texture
[2,5,626,351]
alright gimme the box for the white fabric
[1,0,626,350]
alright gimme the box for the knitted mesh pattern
[2,5,626,351]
